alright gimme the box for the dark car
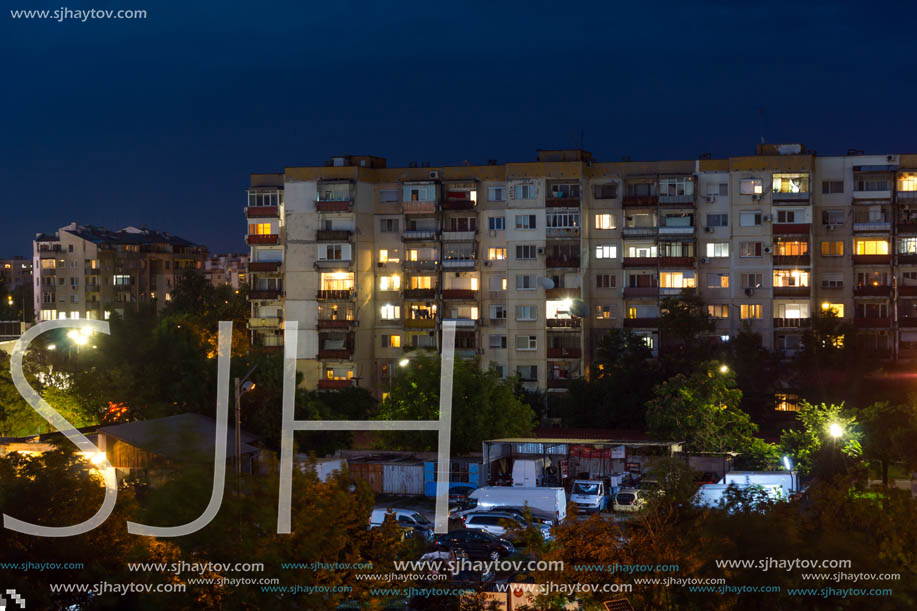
[448,485,477,505]
[433,529,514,562]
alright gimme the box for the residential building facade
[0,256,33,291]
[33,222,208,322]
[246,147,917,400]
[204,253,249,290]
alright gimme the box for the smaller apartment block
[33,222,208,322]
[246,146,917,401]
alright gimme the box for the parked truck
[455,486,567,523]
[569,479,609,513]
[511,458,545,487]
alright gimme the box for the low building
[204,253,248,290]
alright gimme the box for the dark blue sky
[3,0,916,256]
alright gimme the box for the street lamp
[828,422,843,439]
[719,364,729,374]
[398,358,410,367]
[234,365,257,480]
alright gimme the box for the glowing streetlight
[719,364,729,374]
[828,422,844,439]
[47,344,56,351]
[398,358,410,367]
[782,455,793,471]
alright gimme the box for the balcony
[855,318,891,328]
[248,317,282,329]
[316,229,353,241]
[546,227,580,238]
[546,196,580,208]
[316,289,354,300]
[404,318,436,329]
[547,378,572,389]
[624,318,659,328]
[249,261,281,272]
[402,288,436,299]
[772,286,810,297]
[402,260,439,271]
[773,254,811,266]
[245,206,279,218]
[852,254,891,265]
[899,286,917,296]
[317,379,355,390]
[773,318,811,328]
[545,287,580,300]
[546,318,582,328]
[547,346,582,358]
[442,258,476,269]
[658,225,695,236]
[772,223,810,235]
[441,230,477,241]
[658,194,695,206]
[623,195,658,207]
[623,287,659,298]
[441,289,477,300]
[318,349,352,360]
[623,256,658,268]
[658,256,695,267]
[853,221,890,233]
[897,190,917,200]
[853,189,892,200]
[250,289,282,300]
[317,319,355,329]
[854,285,892,297]
[402,201,437,214]
[442,318,477,328]
[315,199,353,212]
[247,234,279,245]
[545,256,580,268]
[622,227,658,238]
[900,254,917,265]
[772,192,810,203]
[898,222,917,234]
[314,259,353,270]
[900,318,917,327]
[441,198,475,211]
[660,287,695,297]
[402,230,438,241]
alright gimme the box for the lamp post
[234,365,257,482]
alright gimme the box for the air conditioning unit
[763,246,773,254]
[376,262,384,268]
[454,272,461,277]
[752,194,762,201]
[429,171,440,179]
[826,224,837,231]
[700,257,709,264]
[537,247,545,254]
[705,195,716,203]
[745,288,754,297]
[763,214,773,222]
[704,227,714,233]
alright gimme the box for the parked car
[449,485,477,505]
[613,488,647,513]
[451,486,567,523]
[369,508,434,540]
[462,511,552,542]
[433,529,514,562]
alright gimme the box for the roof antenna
[580,128,584,150]
[759,107,765,144]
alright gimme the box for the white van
[512,459,545,487]
[456,486,567,522]
[368,508,434,540]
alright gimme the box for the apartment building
[246,146,917,399]
[33,222,208,322]
[204,253,249,290]
[0,256,33,291]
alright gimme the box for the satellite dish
[538,277,555,289]
[569,298,588,318]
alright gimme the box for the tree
[645,362,764,455]
[860,401,917,485]
[726,326,784,424]
[779,401,862,478]
[376,354,536,454]
[657,293,718,376]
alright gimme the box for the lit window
[773,173,809,194]
[659,272,696,289]
[740,179,763,195]
[773,269,810,288]
[898,173,917,192]
[775,393,801,412]
[595,245,617,259]
[248,223,272,235]
[380,304,401,320]
[594,214,615,230]
[707,305,729,319]
[854,240,889,256]
[821,241,844,256]
[379,275,401,291]
[488,248,507,260]
[706,243,729,258]
[821,302,844,317]
[740,304,762,319]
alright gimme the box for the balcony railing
[899,254,917,265]
[546,227,580,238]
[623,318,659,328]
[545,256,580,268]
[247,234,279,245]
[317,319,354,329]
[898,222,917,234]
[547,378,572,389]
[404,318,436,329]
[897,190,917,199]
[402,260,439,271]
[442,258,476,269]
[316,229,354,241]
[854,285,892,297]
[441,230,477,241]
[314,259,353,269]
[773,317,811,328]
[772,192,810,202]
[853,221,890,232]
[855,318,891,328]
[402,288,436,299]
[316,289,354,300]
[623,256,658,267]
[546,318,581,328]
[623,287,659,297]
[899,286,917,296]
[442,318,477,327]
[245,206,280,218]
[248,317,282,329]
[623,195,658,207]
[658,194,695,205]
[772,223,810,234]
[658,256,695,267]
[250,289,282,299]
[853,189,892,200]
[899,318,917,327]
[772,286,810,297]
[315,200,353,212]
[317,349,352,359]
[547,347,582,358]
[545,287,580,299]
[402,201,437,214]
[658,225,694,235]
[317,379,355,390]
[660,287,695,296]
[852,254,891,265]
[622,227,658,237]
[441,198,475,211]
[545,196,580,208]
[772,254,811,266]
[249,261,281,272]
[441,289,477,300]
[402,230,438,241]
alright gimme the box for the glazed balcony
[402,201,437,214]
[404,318,436,329]
[772,192,810,203]
[249,261,281,272]
[402,288,436,299]
[658,194,695,206]
[316,289,354,300]
[623,287,659,298]
[772,286,810,297]
[899,318,917,327]
[441,289,477,300]
[441,197,476,211]
[897,222,917,234]
[773,318,811,328]
[441,230,477,241]
[622,195,658,207]
[247,234,279,245]
[317,349,352,360]
[316,229,353,241]
[899,286,917,296]
[402,230,438,241]
[442,258,476,269]
[853,285,892,297]
[658,225,695,236]
[245,206,279,218]
[545,287,580,300]
[546,227,580,238]
[546,318,582,328]
[402,260,439,271]
[248,317,282,329]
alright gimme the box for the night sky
[3,0,917,256]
